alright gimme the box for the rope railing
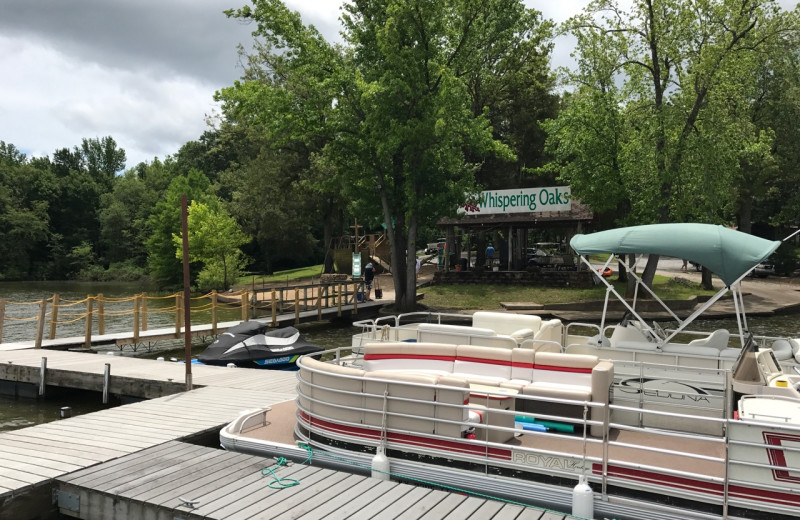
[0,281,371,347]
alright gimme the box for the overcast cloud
[4,0,788,168]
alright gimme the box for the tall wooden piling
[35,298,48,349]
[49,294,59,340]
[84,297,93,348]
[97,294,105,336]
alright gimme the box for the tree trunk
[738,197,753,234]
[641,255,659,289]
[617,254,628,283]
[701,266,713,290]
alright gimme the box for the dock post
[97,294,105,336]
[241,292,249,322]
[103,363,110,404]
[84,296,93,348]
[49,294,59,339]
[337,284,342,317]
[271,290,277,327]
[39,357,47,396]
[133,295,140,343]
[35,298,48,349]
[175,294,182,338]
[294,291,300,325]
[317,287,322,320]
[352,283,358,314]
[211,291,218,334]
[0,298,5,343]
[142,293,148,331]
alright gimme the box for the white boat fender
[572,474,594,519]
[371,447,391,480]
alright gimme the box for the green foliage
[546,0,800,229]
[173,200,250,291]
[218,0,556,308]
[772,244,800,276]
[145,169,214,286]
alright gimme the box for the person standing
[364,262,375,301]
[485,244,495,268]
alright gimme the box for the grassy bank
[240,265,324,286]
[419,275,716,311]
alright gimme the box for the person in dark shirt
[364,262,375,301]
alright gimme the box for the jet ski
[197,322,323,369]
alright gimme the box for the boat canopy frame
[570,224,781,348]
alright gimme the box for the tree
[173,200,250,291]
[550,0,799,288]
[145,169,214,286]
[0,143,57,279]
[222,0,552,311]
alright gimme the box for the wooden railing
[0,280,369,347]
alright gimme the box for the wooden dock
[0,350,582,519]
[0,382,295,518]
[54,441,577,520]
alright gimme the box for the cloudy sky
[2,0,786,169]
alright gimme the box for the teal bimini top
[570,223,781,287]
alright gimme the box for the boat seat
[363,371,438,434]
[688,329,730,350]
[453,345,512,383]
[362,342,456,373]
[719,348,742,359]
[472,311,542,336]
[769,339,796,361]
[297,356,365,424]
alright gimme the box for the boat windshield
[731,333,762,385]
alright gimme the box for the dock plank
[265,474,377,520]
[367,486,435,520]
[209,466,351,519]
[142,453,267,506]
[308,479,401,519]
[413,492,465,519]
[185,461,325,517]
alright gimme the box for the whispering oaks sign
[460,186,571,215]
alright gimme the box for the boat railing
[294,354,800,516]
[295,364,608,481]
[225,407,272,436]
[564,321,602,348]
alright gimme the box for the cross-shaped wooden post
[350,219,361,252]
